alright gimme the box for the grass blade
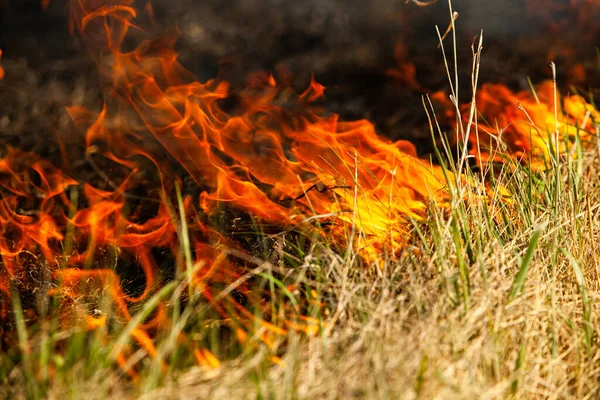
[509,226,544,302]
[560,248,593,354]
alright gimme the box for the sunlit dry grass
[138,123,600,399]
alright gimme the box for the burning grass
[1,0,600,398]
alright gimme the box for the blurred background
[0,0,598,154]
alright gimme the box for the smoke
[1,0,595,78]
[0,0,597,149]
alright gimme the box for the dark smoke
[0,0,598,153]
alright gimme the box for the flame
[459,82,598,167]
[387,41,426,92]
[0,0,456,371]
[0,49,4,80]
[8,0,598,378]
[66,0,452,262]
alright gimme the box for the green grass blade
[509,226,543,302]
[258,272,299,311]
[109,281,178,361]
[11,288,41,399]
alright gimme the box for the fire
[66,0,452,261]
[458,82,599,167]
[2,0,598,380]
[0,49,4,80]
[0,0,454,374]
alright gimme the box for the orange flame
[459,82,598,167]
[0,0,457,370]
[11,0,599,378]
[0,49,4,80]
[66,0,452,262]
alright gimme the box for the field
[1,1,600,399]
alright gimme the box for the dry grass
[137,11,600,396]
[134,152,600,400]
